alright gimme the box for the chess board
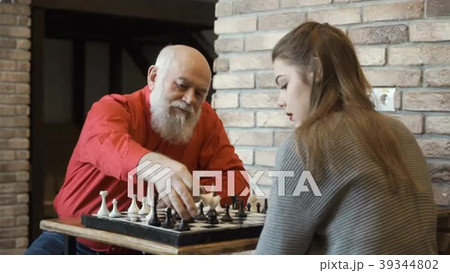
[81,209,265,247]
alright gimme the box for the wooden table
[40,218,258,255]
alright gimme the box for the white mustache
[169,100,194,114]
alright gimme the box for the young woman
[255,22,437,254]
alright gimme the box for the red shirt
[53,86,248,253]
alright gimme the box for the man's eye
[280,84,287,90]
[176,82,188,89]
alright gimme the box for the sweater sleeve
[255,135,318,254]
[76,96,150,182]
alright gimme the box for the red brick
[417,139,450,158]
[0,183,28,193]
[0,204,28,216]
[426,116,450,135]
[0,194,16,205]
[16,16,30,27]
[0,150,15,160]
[428,161,450,183]
[0,38,15,49]
[0,26,30,38]
[0,105,16,116]
[0,226,28,238]
[402,91,450,111]
[348,25,408,44]
[16,215,28,225]
[0,161,29,172]
[0,239,15,248]
[0,4,30,15]
[0,117,29,127]
[15,83,29,94]
[15,39,30,50]
[0,139,29,149]
[427,0,450,17]
[364,68,421,87]
[215,1,232,17]
[389,45,450,65]
[0,94,29,104]
[425,68,450,87]
[234,0,278,14]
[0,71,30,83]
[410,21,450,42]
[258,12,306,31]
[0,83,15,93]
[0,60,15,71]
[215,37,244,53]
[0,129,15,138]
[308,7,361,25]
[389,114,424,134]
[17,61,30,72]
[280,0,332,8]
[215,16,257,34]
[0,14,16,25]
[363,1,423,22]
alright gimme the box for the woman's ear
[312,57,323,83]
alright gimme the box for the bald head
[154,45,212,81]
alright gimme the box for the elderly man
[25,45,248,254]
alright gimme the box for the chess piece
[246,203,251,212]
[261,199,268,214]
[235,200,247,218]
[147,192,161,226]
[195,202,208,221]
[97,190,110,216]
[221,204,233,222]
[127,194,139,214]
[176,218,191,231]
[162,208,174,229]
[231,196,237,210]
[206,209,219,224]
[172,211,180,224]
[108,199,121,218]
[138,197,150,215]
[256,202,261,213]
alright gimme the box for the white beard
[150,85,202,144]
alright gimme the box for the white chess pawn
[138,196,150,215]
[97,190,110,216]
[109,199,121,218]
[127,194,140,214]
[212,195,224,213]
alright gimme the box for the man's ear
[147,65,157,87]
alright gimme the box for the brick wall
[212,0,450,205]
[0,0,31,254]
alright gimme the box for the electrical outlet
[371,88,396,112]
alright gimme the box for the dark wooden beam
[30,8,46,243]
[32,0,215,27]
[123,40,150,78]
[72,39,86,129]
[109,40,122,94]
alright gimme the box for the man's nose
[182,88,196,105]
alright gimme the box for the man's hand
[138,152,198,219]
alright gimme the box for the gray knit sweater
[255,116,437,254]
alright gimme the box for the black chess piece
[246,203,251,212]
[162,207,174,229]
[172,211,178,224]
[185,217,195,223]
[176,218,191,231]
[195,202,208,221]
[231,196,237,210]
[235,200,247,218]
[261,199,268,214]
[221,204,233,222]
[206,209,219,224]
[147,192,161,226]
[256,202,261,213]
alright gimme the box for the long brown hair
[273,22,418,192]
